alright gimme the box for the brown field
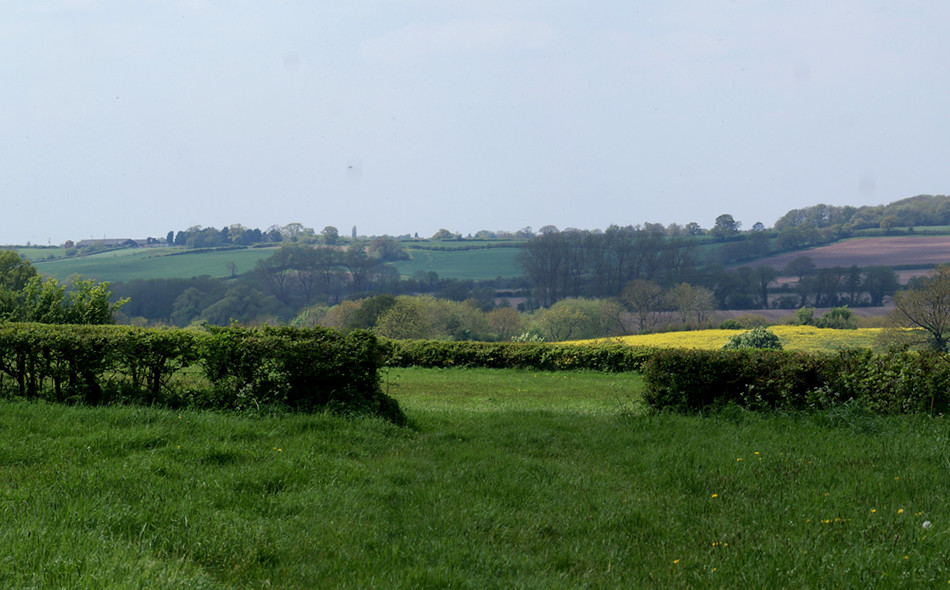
[748,236,950,271]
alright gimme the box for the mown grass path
[1,367,949,587]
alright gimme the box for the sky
[3,1,950,245]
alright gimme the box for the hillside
[32,247,279,283]
[745,236,950,273]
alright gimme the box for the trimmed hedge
[0,323,403,423]
[642,347,950,415]
[385,340,659,372]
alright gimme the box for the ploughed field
[3,367,950,588]
[751,236,950,270]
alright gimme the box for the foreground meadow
[2,367,950,587]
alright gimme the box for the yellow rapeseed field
[575,326,889,353]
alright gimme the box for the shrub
[642,348,825,412]
[722,326,783,350]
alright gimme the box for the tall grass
[2,368,950,587]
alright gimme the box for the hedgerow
[385,340,659,372]
[0,323,403,423]
[641,347,950,415]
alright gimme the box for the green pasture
[393,246,523,279]
[3,367,950,587]
[11,247,67,261]
[32,247,278,283]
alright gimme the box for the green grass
[26,242,523,283]
[32,247,279,282]
[393,246,523,279]
[2,367,950,587]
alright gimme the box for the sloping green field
[33,247,279,282]
[24,243,523,283]
[389,246,523,279]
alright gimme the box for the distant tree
[166,231,174,246]
[373,297,435,340]
[431,229,458,241]
[711,214,740,241]
[368,237,409,261]
[486,306,524,340]
[752,266,777,309]
[775,227,806,251]
[783,255,817,306]
[684,222,704,236]
[890,264,950,351]
[321,226,340,245]
[344,244,376,292]
[670,282,716,326]
[844,265,864,305]
[815,306,857,329]
[621,279,665,333]
[863,266,899,307]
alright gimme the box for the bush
[722,326,782,350]
[642,348,824,412]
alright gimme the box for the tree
[321,226,340,245]
[486,307,524,340]
[368,237,409,261]
[864,266,899,307]
[0,250,37,293]
[431,229,458,241]
[621,279,665,333]
[18,276,126,324]
[783,256,817,306]
[752,266,777,309]
[890,264,950,351]
[684,222,704,236]
[670,283,716,326]
[711,214,740,241]
[815,306,857,329]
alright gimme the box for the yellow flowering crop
[573,326,890,353]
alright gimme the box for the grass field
[393,246,523,279]
[3,367,950,587]
[32,247,279,283]
[22,242,523,283]
[580,325,889,352]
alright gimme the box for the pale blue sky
[3,1,949,245]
